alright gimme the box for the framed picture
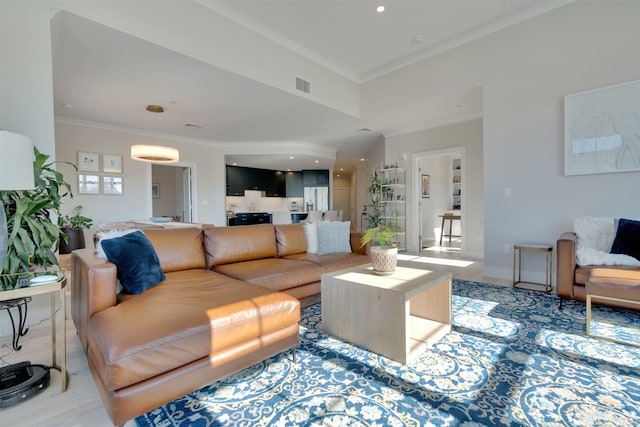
[103,176,123,195]
[421,174,430,198]
[564,79,640,175]
[152,183,160,198]
[103,154,123,174]
[78,174,100,194]
[78,152,99,172]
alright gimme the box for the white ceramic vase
[369,245,398,276]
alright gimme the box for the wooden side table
[513,243,553,292]
[0,272,67,392]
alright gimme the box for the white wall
[366,1,640,282]
[385,119,484,257]
[0,1,56,155]
[357,136,385,232]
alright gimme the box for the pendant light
[131,105,179,163]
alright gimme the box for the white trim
[384,114,483,139]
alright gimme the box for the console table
[0,272,68,392]
[321,261,452,364]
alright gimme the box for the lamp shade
[131,144,179,163]
[0,130,35,190]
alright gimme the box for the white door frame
[147,162,198,222]
[411,146,466,254]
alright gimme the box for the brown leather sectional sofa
[71,223,368,425]
[557,231,640,309]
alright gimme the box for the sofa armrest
[350,232,367,255]
[557,232,577,299]
[71,249,118,351]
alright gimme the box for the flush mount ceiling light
[131,105,180,163]
[376,5,385,13]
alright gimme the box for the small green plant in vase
[360,226,398,276]
[58,205,93,254]
[360,226,396,248]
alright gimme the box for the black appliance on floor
[0,361,50,408]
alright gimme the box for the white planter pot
[369,245,398,276]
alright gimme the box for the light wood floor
[0,244,507,427]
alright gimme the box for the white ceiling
[51,0,571,173]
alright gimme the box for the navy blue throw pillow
[610,218,640,261]
[101,231,165,294]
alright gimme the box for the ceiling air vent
[296,77,311,94]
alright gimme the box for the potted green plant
[360,226,398,276]
[58,205,93,254]
[1,147,73,289]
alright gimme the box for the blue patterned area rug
[136,279,640,426]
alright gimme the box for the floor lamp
[0,130,35,273]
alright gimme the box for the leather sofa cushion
[143,227,205,272]
[88,269,299,391]
[205,224,277,266]
[284,252,369,274]
[275,224,307,256]
[214,258,322,291]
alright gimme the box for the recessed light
[314,160,319,164]
[340,168,344,171]
[232,162,237,166]
[411,35,424,44]
[336,174,341,178]
[289,156,294,160]
[376,5,385,13]
[360,158,365,162]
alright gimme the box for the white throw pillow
[316,221,352,255]
[574,216,640,266]
[574,216,615,253]
[95,228,140,259]
[304,222,318,254]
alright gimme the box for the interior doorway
[333,187,351,223]
[151,164,194,222]
[413,147,465,253]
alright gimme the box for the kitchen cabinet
[226,166,285,197]
[234,212,271,225]
[286,171,303,197]
[303,170,329,186]
[226,165,246,196]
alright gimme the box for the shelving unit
[452,159,461,210]
[381,167,406,251]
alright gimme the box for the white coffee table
[321,261,452,364]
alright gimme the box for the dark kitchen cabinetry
[234,212,271,225]
[226,165,246,196]
[265,170,286,197]
[303,170,329,186]
[226,166,285,197]
[285,171,303,197]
